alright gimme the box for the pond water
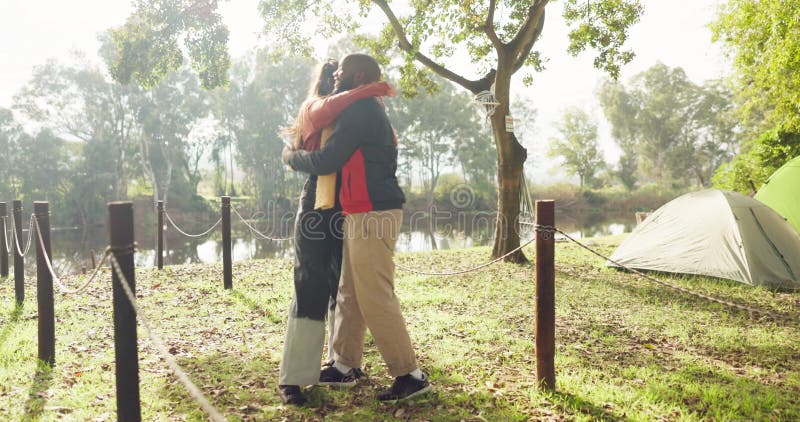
[2,211,635,278]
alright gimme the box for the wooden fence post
[157,200,164,270]
[108,201,141,421]
[535,200,556,390]
[0,202,8,278]
[221,196,232,290]
[34,201,55,366]
[13,199,24,304]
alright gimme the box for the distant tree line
[0,42,497,226]
[549,1,800,196]
[548,63,740,192]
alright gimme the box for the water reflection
[3,211,634,277]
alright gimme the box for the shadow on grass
[577,268,790,324]
[155,351,291,419]
[229,289,283,324]
[22,362,53,422]
[156,351,536,421]
[579,271,800,369]
[0,302,24,348]
[563,308,800,419]
[545,390,624,421]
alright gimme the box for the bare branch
[371,0,494,94]
[485,0,504,50]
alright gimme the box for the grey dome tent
[607,189,800,290]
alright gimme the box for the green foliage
[710,0,800,193]
[597,77,639,189]
[12,130,70,207]
[2,103,73,218]
[0,108,23,200]
[211,53,312,209]
[135,67,209,205]
[563,0,643,79]
[258,1,642,94]
[713,125,800,192]
[390,77,495,202]
[106,0,230,89]
[712,0,800,132]
[10,56,218,224]
[530,182,682,213]
[598,64,740,188]
[580,188,606,208]
[548,107,604,188]
[13,55,141,211]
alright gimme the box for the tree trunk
[138,134,159,202]
[491,131,528,262]
[490,67,528,262]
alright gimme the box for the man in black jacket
[282,53,430,401]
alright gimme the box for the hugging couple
[278,53,430,405]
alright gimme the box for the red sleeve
[302,81,394,138]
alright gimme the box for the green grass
[1,236,799,421]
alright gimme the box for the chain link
[108,254,226,422]
[231,206,294,242]
[164,211,221,238]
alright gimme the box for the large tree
[134,68,209,205]
[108,0,642,261]
[260,0,643,261]
[390,78,490,205]
[211,54,313,209]
[548,107,603,189]
[106,0,230,90]
[0,109,24,200]
[598,64,739,188]
[710,0,800,192]
[597,79,640,190]
[13,57,139,201]
[712,0,800,133]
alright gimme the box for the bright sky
[0,0,728,182]
[524,0,729,182]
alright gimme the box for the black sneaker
[278,385,307,405]
[377,373,431,401]
[319,365,357,387]
[352,367,366,379]
[323,360,367,380]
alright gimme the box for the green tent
[755,156,800,233]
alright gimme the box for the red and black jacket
[286,97,405,215]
